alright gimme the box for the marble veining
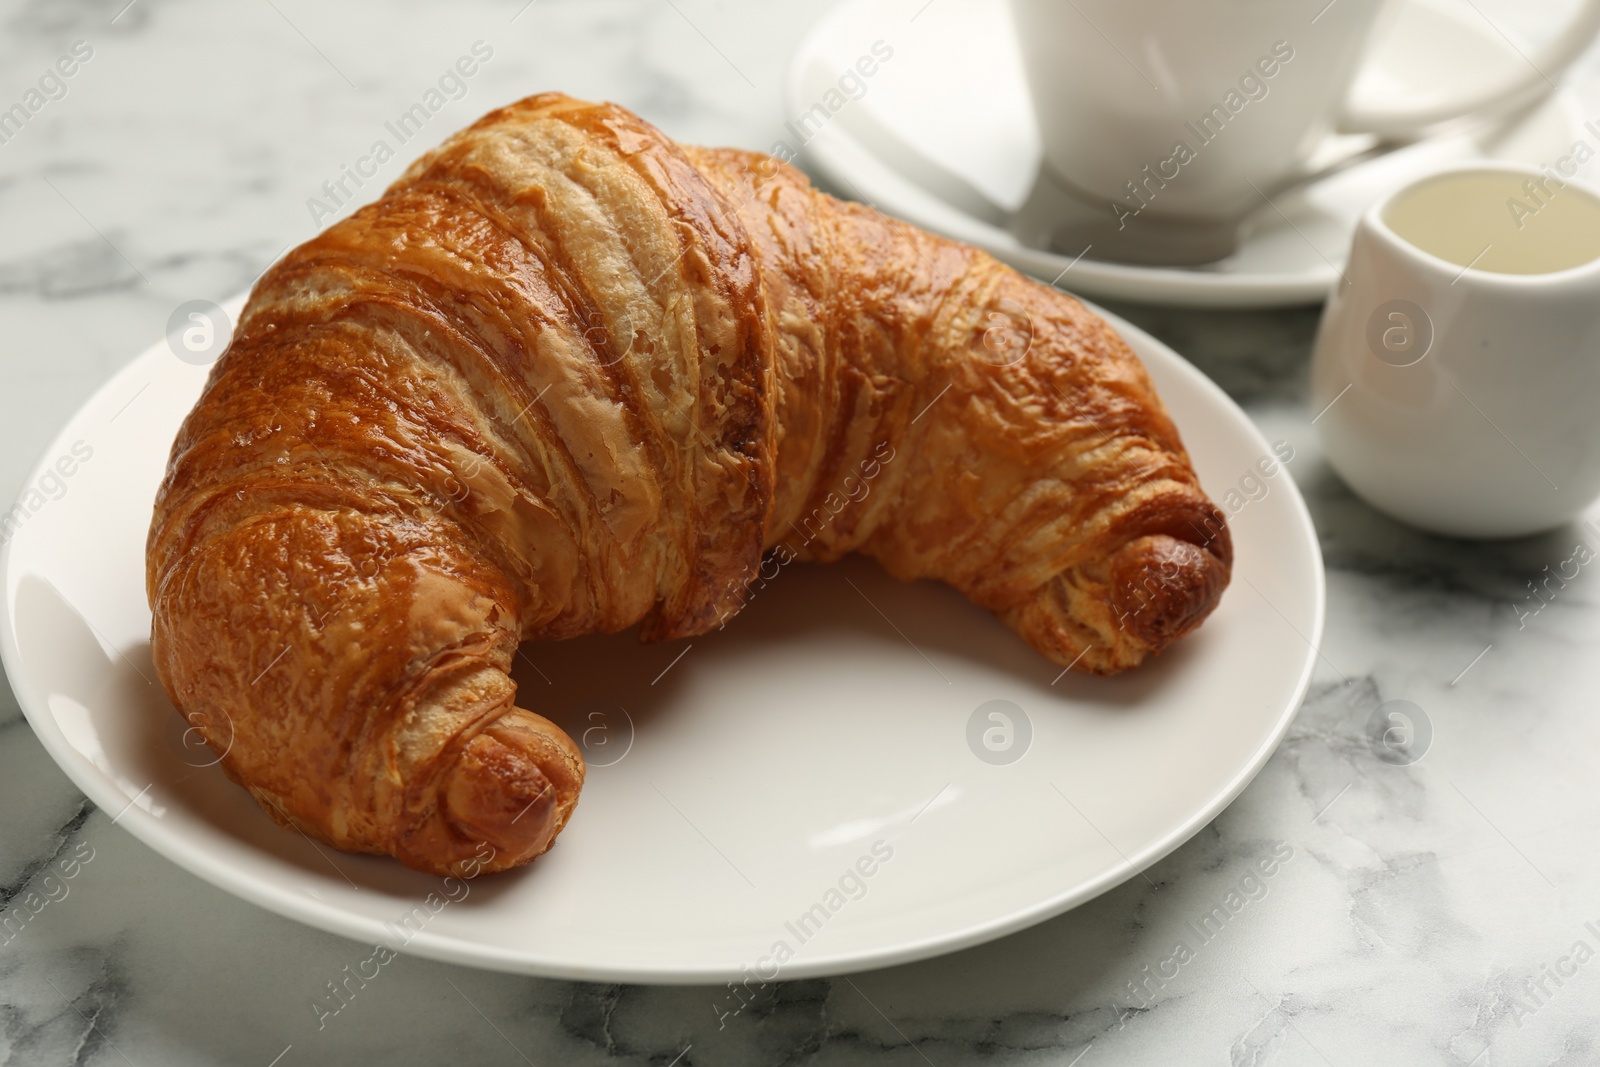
[4,0,1600,1063]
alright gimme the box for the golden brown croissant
[146,93,1230,876]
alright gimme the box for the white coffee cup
[1007,0,1600,264]
[1310,162,1600,538]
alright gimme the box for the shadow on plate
[526,553,1211,744]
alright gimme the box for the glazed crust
[146,94,1230,876]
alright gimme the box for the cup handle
[1339,0,1600,138]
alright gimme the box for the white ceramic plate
[1,294,1322,982]
[789,0,1600,308]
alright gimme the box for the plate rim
[0,296,1325,984]
[800,124,1341,308]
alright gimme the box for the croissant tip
[436,719,583,873]
[1106,533,1232,657]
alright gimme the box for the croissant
[146,93,1231,876]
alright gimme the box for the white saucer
[1,296,1322,982]
[788,0,1600,307]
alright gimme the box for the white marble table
[4,1,1600,1063]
